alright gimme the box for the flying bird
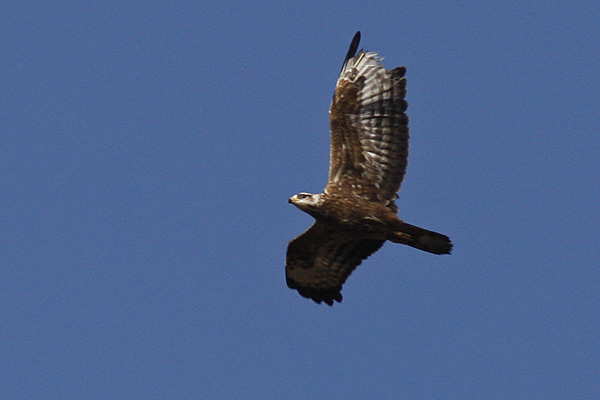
[285,32,452,305]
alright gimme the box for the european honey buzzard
[286,32,452,305]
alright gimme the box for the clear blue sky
[2,2,599,399]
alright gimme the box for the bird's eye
[297,193,310,200]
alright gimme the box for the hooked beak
[288,197,294,204]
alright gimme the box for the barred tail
[388,222,452,255]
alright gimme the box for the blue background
[2,2,598,399]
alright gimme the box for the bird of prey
[286,32,452,305]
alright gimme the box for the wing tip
[341,31,362,72]
[286,276,343,306]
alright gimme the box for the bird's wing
[286,221,384,305]
[327,32,409,212]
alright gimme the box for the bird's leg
[388,231,414,245]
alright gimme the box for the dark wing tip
[391,66,407,78]
[286,276,343,306]
[341,31,361,72]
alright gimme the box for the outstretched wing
[327,32,409,212]
[286,221,384,305]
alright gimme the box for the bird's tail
[388,222,452,255]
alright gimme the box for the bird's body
[290,192,401,240]
[286,32,452,305]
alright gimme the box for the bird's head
[288,192,323,213]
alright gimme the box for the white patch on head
[290,192,323,212]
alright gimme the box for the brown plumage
[286,32,452,305]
